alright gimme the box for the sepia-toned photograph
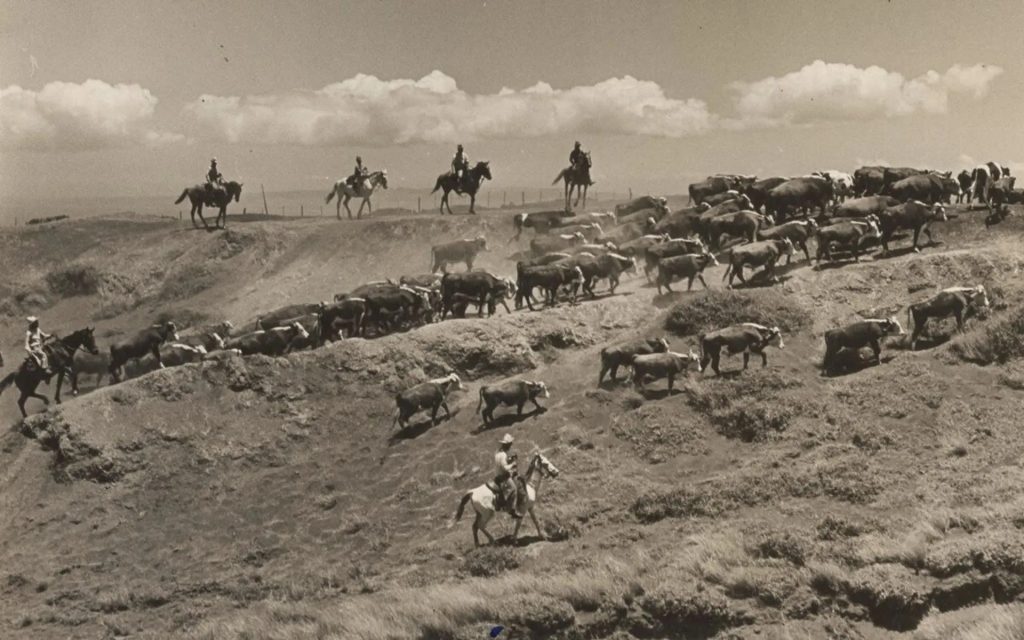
[1,1,1023,638]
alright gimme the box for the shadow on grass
[473,407,547,434]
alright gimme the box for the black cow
[393,373,463,429]
[476,380,549,425]
[431,236,488,273]
[598,337,670,384]
[652,204,708,238]
[853,166,887,197]
[815,217,879,264]
[722,238,794,288]
[224,322,309,356]
[349,283,431,333]
[693,196,754,244]
[880,167,929,194]
[699,323,784,375]
[755,219,818,264]
[318,298,367,342]
[631,351,702,392]
[908,286,990,350]
[515,263,584,310]
[956,170,973,204]
[643,238,706,281]
[765,177,834,222]
[109,321,179,382]
[656,252,719,293]
[823,317,905,373]
[440,271,515,319]
[571,253,636,296]
[876,201,947,254]
[886,173,958,204]
[744,177,789,212]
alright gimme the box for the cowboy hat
[499,434,514,445]
[27,316,38,324]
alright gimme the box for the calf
[515,263,584,310]
[815,217,880,264]
[224,322,309,356]
[598,337,670,384]
[656,252,719,294]
[699,323,784,375]
[908,285,990,350]
[722,238,794,288]
[476,380,549,425]
[756,219,817,264]
[643,238,706,281]
[109,321,179,383]
[530,231,585,256]
[631,351,702,392]
[393,372,463,429]
[431,236,488,273]
[823,317,905,373]
[876,201,947,254]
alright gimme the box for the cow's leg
[442,399,452,420]
[743,351,751,370]
[954,309,964,333]
[800,240,811,263]
[870,339,881,364]
[430,402,440,426]
[667,373,675,393]
[760,349,769,367]
[734,264,746,284]
[712,353,721,375]
[531,397,543,412]
[152,344,164,369]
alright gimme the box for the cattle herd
[55,162,1007,430]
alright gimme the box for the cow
[706,210,773,250]
[815,217,880,264]
[765,177,834,222]
[822,317,905,373]
[440,271,515,319]
[109,321,179,383]
[987,176,1017,214]
[880,167,929,194]
[656,252,719,294]
[527,252,574,266]
[967,164,1000,206]
[722,238,794,288]
[515,262,584,310]
[616,234,670,258]
[317,298,367,342]
[755,219,818,264]
[853,166,887,197]
[530,231,585,256]
[174,326,229,353]
[123,343,209,379]
[511,210,573,242]
[400,273,443,290]
[832,195,900,219]
[876,201,947,254]
[584,211,617,228]
[745,177,789,212]
[256,312,321,349]
[571,242,619,256]
[652,204,710,238]
[598,337,670,384]
[702,190,745,208]
[242,303,320,334]
[573,252,637,296]
[956,170,973,204]
[907,286,990,350]
[813,171,855,203]
[689,175,755,205]
[643,238,707,282]
[431,236,488,273]
[693,196,755,244]
[699,323,784,375]
[616,196,668,219]
[602,219,649,244]
[476,380,550,425]
[339,283,430,333]
[886,173,958,204]
[392,372,463,429]
[224,322,309,357]
[550,221,603,242]
[631,351,702,392]
[616,208,660,227]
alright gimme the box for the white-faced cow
[756,219,817,264]
[598,337,670,384]
[813,171,855,203]
[815,217,880,264]
[476,380,549,425]
[656,252,719,294]
[722,238,795,288]
[631,350,702,392]
[876,201,947,255]
[822,317,905,373]
[699,323,784,375]
[431,236,488,273]
[224,322,309,356]
[393,373,463,429]
[908,286,990,350]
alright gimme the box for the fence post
[628,188,633,201]
[521,191,525,206]
[300,205,304,217]
[320,205,323,216]
[503,191,507,206]
[179,211,182,221]
[418,196,422,212]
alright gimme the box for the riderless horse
[325,170,389,220]
[453,452,560,546]
[174,181,243,230]
[0,327,99,417]
[553,151,593,211]
[431,161,492,215]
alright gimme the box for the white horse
[453,452,560,547]
[325,170,389,220]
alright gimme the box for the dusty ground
[1,200,1024,639]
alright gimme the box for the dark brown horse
[109,322,179,383]
[0,327,99,417]
[552,151,592,211]
[431,161,492,215]
[173,181,243,230]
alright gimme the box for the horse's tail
[325,185,336,204]
[552,169,566,186]
[431,176,444,194]
[454,491,473,522]
[174,189,189,204]
[0,372,16,396]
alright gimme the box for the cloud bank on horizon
[0,61,1004,151]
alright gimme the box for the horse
[552,152,593,211]
[453,452,560,547]
[0,327,99,417]
[173,181,243,231]
[325,170,389,220]
[431,161,492,215]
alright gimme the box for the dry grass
[914,603,1024,640]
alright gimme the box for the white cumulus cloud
[0,79,182,151]
[182,71,715,146]
[729,60,1003,127]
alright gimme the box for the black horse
[431,162,492,215]
[173,181,243,230]
[552,151,593,211]
[0,327,99,417]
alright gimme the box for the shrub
[711,400,792,442]
[664,288,808,337]
[754,531,809,566]
[45,264,102,297]
[950,304,1024,364]
[462,546,520,577]
[158,263,217,300]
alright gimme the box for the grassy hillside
[2,203,1024,639]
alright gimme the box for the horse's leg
[445,192,454,215]
[512,516,523,543]
[529,507,545,540]
[343,195,353,220]
[581,184,588,209]
[356,198,366,220]
[196,203,210,231]
[469,193,476,215]
[54,371,65,404]
[336,194,342,220]
[477,511,496,545]
[366,197,372,214]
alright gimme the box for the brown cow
[908,286,990,350]
[722,238,794,288]
[476,380,549,425]
[393,373,463,429]
[431,236,488,273]
[699,323,784,375]
[656,252,719,293]
[631,351,702,392]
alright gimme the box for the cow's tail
[0,372,16,396]
[174,189,189,205]
[431,176,444,194]
[454,491,473,522]
[325,185,336,204]
[476,387,484,414]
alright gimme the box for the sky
[2,0,1023,204]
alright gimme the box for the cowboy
[452,144,469,185]
[494,434,524,517]
[347,156,369,188]
[569,141,594,186]
[25,316,52,377]
[205,158,223,193]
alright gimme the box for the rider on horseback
[452,144,469,187]
[205,158,223,194]
[25,316,53,380]
[347,156,369,189]
[569,141,594,186]
[494,434,525,518]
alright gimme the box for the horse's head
[475,161,492,181]
[226,181,243,202]
[68,326,100,355]
[583,151,592,168]
[376,170,389,189]
[531,453,560,479]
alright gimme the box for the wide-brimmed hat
[27,316,38,324]
[499,434,514,445]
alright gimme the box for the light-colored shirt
[494,450,515,476]
[25,328,48,353]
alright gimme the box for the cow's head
[759,326,785,349]
[779,237,796,256]
[527,381,550,399]
[702,250,720,267]
[499,278,517,299]
[969,285,990,311]
[572,232,586,245]
[688,349,703,372]
[164,321,179,342]
[648,337,670,353]
[931,203,948,221]
[291,322,310,340]
[475,235,488,251]
[864,215,881,237]
[570,266,585,283]
[210,332,226,350]
[876,316,906,336]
